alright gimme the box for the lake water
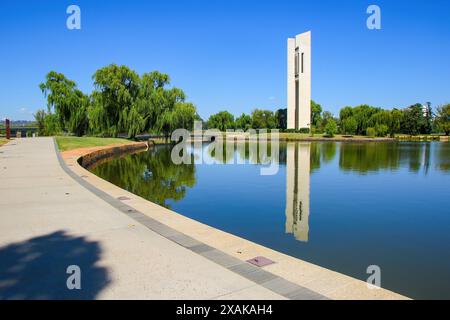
[89,141,450,299]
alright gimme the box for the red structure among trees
[5,119,10,139]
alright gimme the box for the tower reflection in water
[285,142,310,242]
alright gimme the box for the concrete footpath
[0,137,287,299]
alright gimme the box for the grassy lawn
[56,136,132,152]
[394,134,444,141]
[273,133,384,140]
[0,138,10,146]
[277,132,326,139]
[219,131,396,140]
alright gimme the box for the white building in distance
[287,31,311,130]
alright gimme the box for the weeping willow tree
[39,65,198,138]
[90,64,140,137]
[66,90,89,136]
[39,71,89,136]
[124,71,198,139]
[89,65,199,139]
[154,88,200,139]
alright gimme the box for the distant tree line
[205,109,287,132]
[335,103,449,137]
[34,66,449,139]
[35,65,200,138]
[205,101,450,137]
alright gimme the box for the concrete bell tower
[287,31,311,130]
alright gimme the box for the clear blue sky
[1,0,449,121]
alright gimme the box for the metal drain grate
[247,256,275,267]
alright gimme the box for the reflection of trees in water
[91,146,196,208]
[92,142,449,210]
[401,143,429,173]
[310,142,337,173]
[207,141,286,165]
[339,143,401,174]
[337,142,449,174]
[436,143,450,172]
[197,141,449,174]
[206,141,237,164]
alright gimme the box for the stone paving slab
[0,138,286,300]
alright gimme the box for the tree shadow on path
[0,231,110,300]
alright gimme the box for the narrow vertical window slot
[301,52,304,73]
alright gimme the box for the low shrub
[375,124,389,137]
[298,127,310,134]
[283,128,310,134]
[324,119,338,137]
[366,127,376,137]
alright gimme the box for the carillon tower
[287,31,311,130]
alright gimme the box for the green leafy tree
[339,105,381,135]
[311,100,322,127]
[401,103,428,135]
[318,111,334,133]
[251,109,277,129]
[206,111,235,131]
[375,124,389,137]
[342,117,358,135]
[33,109,62,136]
[44,113,62,136]
[34,109,46,135]
[90,64,140,137]
[366,127,376,137]
[235,113,252,130]
[324,119,337,137]
[172,102,198,130]
[275,108,287,130]
[136,71,173,134]
[436,104,450,135]
[389,108,403,137]
[154,88,192,138]
[339,106,354,120]
[41,113,60,136]
[40,71,89,136]
[67,91,90,136]
[322,111,334,125]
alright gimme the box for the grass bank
[225,132,394,142]
[55,136,132,152]
[395,134,448,141]
[0,138,10,146]
[276,133,395,142]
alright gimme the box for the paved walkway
[0,138,287,299]
[0,137,408,300]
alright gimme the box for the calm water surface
[90,142,450,299]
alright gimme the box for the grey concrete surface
[0,138,292,300]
